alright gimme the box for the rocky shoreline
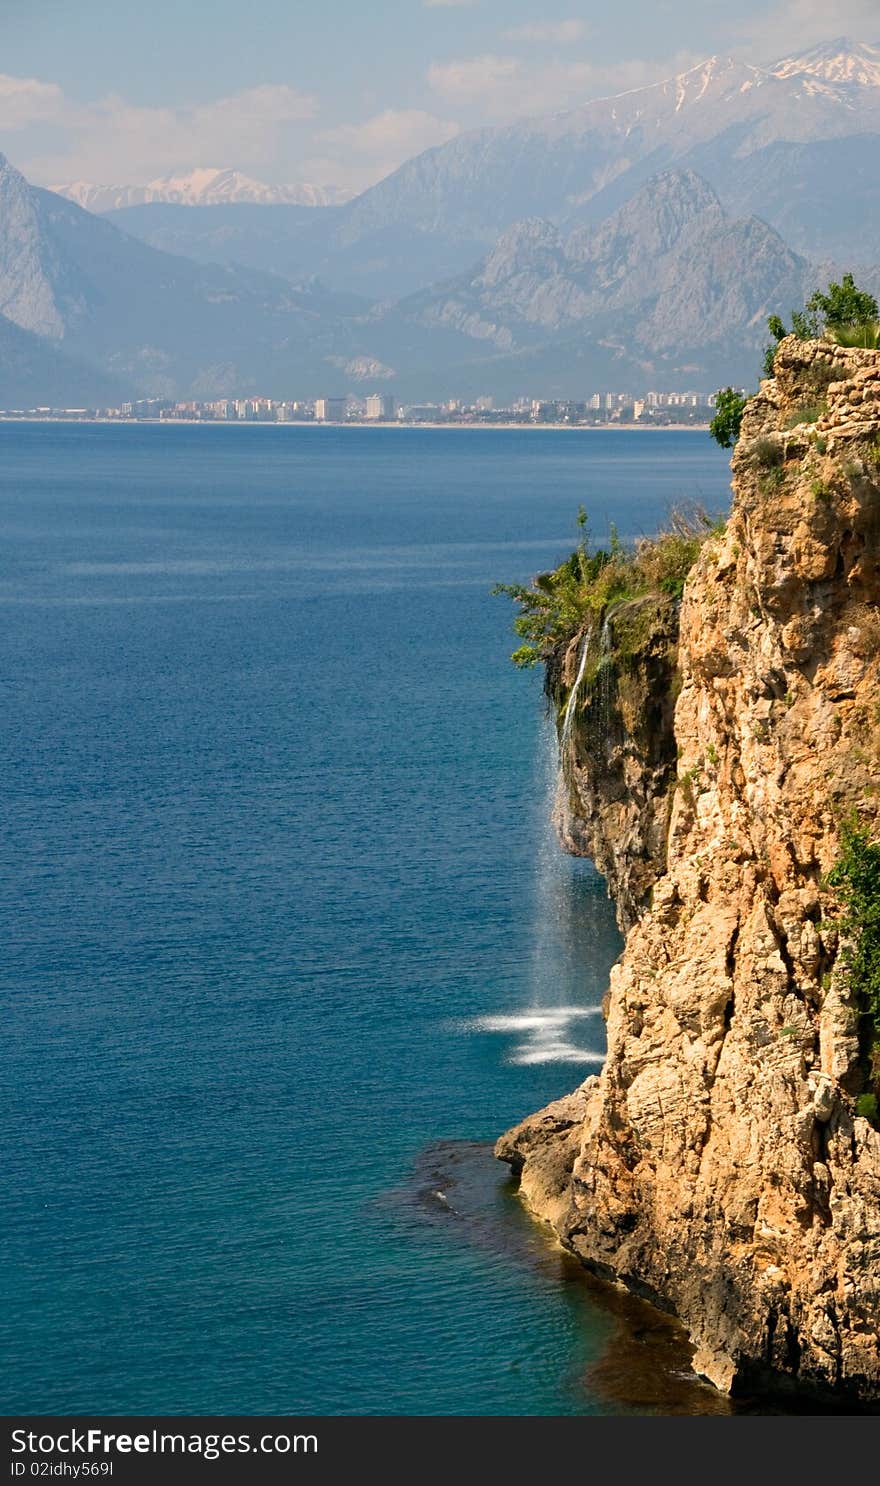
[497,338,880,1403]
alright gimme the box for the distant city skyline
[0,387,728,426]
[2,2,877,195]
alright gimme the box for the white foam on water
[465,1004,605,1067]
[470,1007,602,1034]
[509,1045,605,1067]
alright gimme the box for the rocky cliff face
[498,338,880,1402]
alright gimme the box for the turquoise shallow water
[0,424,733,1415]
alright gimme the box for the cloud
[729,0,880,59]
[17,81,319,185]
[192,84,316,129]
[503,21,588,44]
[318,108,459,157]
[428,55,521,109]
[427,50,703,121]
[305,109,460,190]
[9,68,458,194]
[0,74,64,129]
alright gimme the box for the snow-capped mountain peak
[51,169,351,213]
[772,37,880,87]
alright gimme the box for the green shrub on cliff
[784,402,827,429]
[831,321,880,349]
[812,275,879,345]
[748,436,784,469]
[493,506,715,668]
[828,820,880,1105]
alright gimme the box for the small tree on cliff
[813,274,879,344]
[709,388,748,449]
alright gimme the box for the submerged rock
[498,337,880,1403]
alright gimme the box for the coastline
[0,417,711,432]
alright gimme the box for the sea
[1,423,735,1416]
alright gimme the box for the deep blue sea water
[0,424,732,1416]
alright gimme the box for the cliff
[497,337,880,1402]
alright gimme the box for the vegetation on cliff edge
[711,275,879,450]
[765,275,880,363]
[493,506,719,669]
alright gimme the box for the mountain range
[93,201,344,282]
[1,37,879,405]
[293,37,880,299]
[85,39,880,302]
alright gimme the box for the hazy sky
[1,0,876,190]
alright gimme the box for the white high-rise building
[364,394,396,421]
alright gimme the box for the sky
[1,0,877,193]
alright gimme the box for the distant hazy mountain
[106,203,482,301]
[102,202,342,281]
[0,154,375,398]
[0,312,132,409]
[0,153,490,401]
[53,169,351,212]
[378,170,815,397]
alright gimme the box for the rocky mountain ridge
[497,339,880,1402]
[773,37,880,87]
[391,170,815,391]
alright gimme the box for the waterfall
[596,612,614,737]
[459,696,619,1068]
[559,625,592,755]
[463,712,607,1067]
